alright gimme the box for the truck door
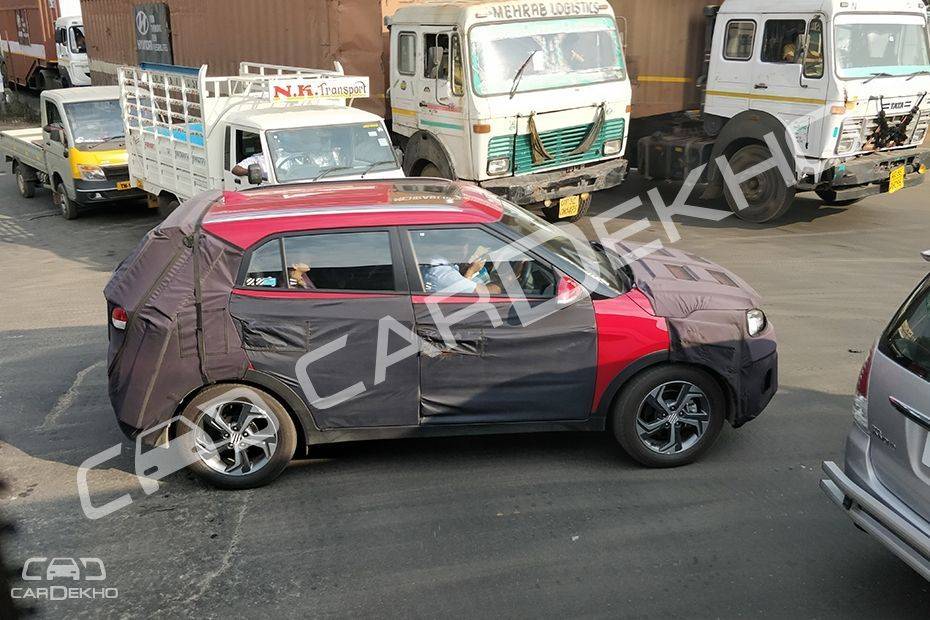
[706,16,758,118]
[415,28,471,178]
[389,29,421,135]
[224,127,266,191]
[55,25,69,67]
[42,99,73,196]
[749,15,827,156]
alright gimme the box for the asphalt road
[1,166,929,618]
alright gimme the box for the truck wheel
[612,364,725,468]
[158,195,180,219]
[541,193,592,223]
[174,384,298,490]
[723,144,794,223]
[815,189,863,207]
[418,162,445,178]
[54,182,79,219]
[14,165,36,198]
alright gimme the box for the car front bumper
[74,178,146,204]
[479,157,628,205]
[818,148,929,201]
[821,425,930,580]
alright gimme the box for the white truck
[118,62,404,216]
[53,13,91,87]
[0,86,143,219]
[635,0,930,222]
[385,1,632,221]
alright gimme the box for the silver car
[822,253,930,580]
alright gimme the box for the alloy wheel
[635,381,711,455]
[192,400,279,476]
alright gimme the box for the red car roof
[202,179,504,249]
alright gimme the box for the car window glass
[283,231,395,291]
[761,19,806,64]
[237,131,262,162]
[244,240,284,288]
[424,33,450,80]
[409,227,556,297]
[803,18,825,78]
[882,278,930,381]
[724,21,755,60]
[398,32,416,75]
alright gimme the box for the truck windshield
[63,99,125,147]
[834,14,930,79]
[266,122,397,182]
[498,200,625,294]
[469,16,625,97]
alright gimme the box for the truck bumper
[479,158,628,206]
[74,179,146,204]
[823,148,929,201]
[820,426,930,581]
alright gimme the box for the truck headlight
[603,139,622,156]
[747,309,767,336]
[487,157,510,175]
[836,118,863,154]
[77,164,106,181]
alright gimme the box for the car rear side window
[282,231,395,291]
[244,239,285,288]
[881,276,930,381]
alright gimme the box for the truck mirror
[247,163,263,186]
[44,124,63,144]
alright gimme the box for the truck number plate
[888,165,906,194]
[558,195,580,218]
[116,181,132,191]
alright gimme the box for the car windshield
[498,200,625,294]
[834,14,930,79]
[469,16,625,97]
[882,275,930,380]
[266,122,398,183]
[63,99,125,147]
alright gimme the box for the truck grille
[488,118,625,175]
[103,165,130,181]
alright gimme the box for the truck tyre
[158,194,181,219]
[815,189,863,207]
[541,192,592,223]
[723,144,794,223]
[612,364,725,468]
[174,383,298,490]
[14,165,36,198]
[418,162,447,178]
[54,181,78,220]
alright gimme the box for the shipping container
[0,0,82,88]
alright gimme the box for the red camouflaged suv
[105,179,777,488]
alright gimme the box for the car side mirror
[921,249,930,262]
[247,163,263,186]
[44,124,63,143]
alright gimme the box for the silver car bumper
[821,428,930,580]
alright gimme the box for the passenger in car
[288,262,316,289]
[424,246,501,295]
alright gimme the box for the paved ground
[1,164,929,618]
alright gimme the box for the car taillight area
[111,306,128,330]
[853,348,874,430]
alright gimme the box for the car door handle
[889,396,930,430]
[754,83,768,90]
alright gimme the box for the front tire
[815,189,862,207]
[612,365,725,468]
[176,384,297,490]
[54,181,78,219]
[723,144,794,223]
[157,194,180,219]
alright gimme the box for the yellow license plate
[558,195,580,218]
[888,165,906,194]
[116,181,132,191]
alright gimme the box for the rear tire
[723,144,794,223]
[815,189,863,207]
[612,364,725,468]
[157,194,180,219]
[14,165,35,198]
[175,384,297,490]
[54,181,78,219]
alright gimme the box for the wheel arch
[402,130,456,178]
[706,110,797,187]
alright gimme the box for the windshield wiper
[864,72,894,84]
[906,70,930,81]
[312,166,354,181]
[509,50,538,100]
[360,160,399,178]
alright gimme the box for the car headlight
[603,138,622,156]
[77,164,106,181]
[487,157,510,175]
[747,309,766,336]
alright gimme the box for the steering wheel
[276,153,316,176]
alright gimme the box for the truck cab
[641,0,930,222]
[53,15,90,87]
[386,1,632,221]
[120,62,404,217]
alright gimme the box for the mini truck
[634,0,930,222]
[385,0,632,221]
[119,62,405,217]
[0,86,144,219]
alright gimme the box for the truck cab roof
[389,0,615,25]
[42,86,119,105]
[718,0,927,15]
[222,104,386,133]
